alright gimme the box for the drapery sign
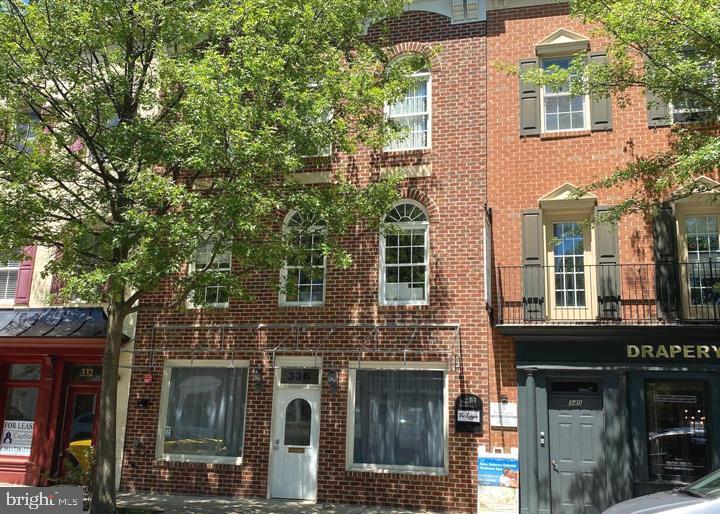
[477,449,519,514]
[0,420,34,456]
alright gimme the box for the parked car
[603,468,720,513]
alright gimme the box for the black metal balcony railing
[494,262,720,325]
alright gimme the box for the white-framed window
[15,110,41,152]
[541,57,588,132]
[279,211,326,306]
[379,201,429,306]
[670,49,717,124]
[188,241,232,308]
[684,214,720,307]
[346,362,448,475]
[0,260,20,301]
[384,68,431,152]
[552,222,586,307]
[156,360,249,464]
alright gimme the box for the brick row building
[116,1,720,513]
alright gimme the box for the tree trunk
[90,302,126,514]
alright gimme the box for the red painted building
[0,246,132,487]
[0,308,106,485]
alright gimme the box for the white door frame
[267,356,323,501]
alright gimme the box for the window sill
[293,171,332,185]
[383,146,431,155]
[347,464,447,476]
[278,301,325,308]
[155,455,243,466]
[379,301,430,308]
[540,130,592,140]
[185,303,230,310]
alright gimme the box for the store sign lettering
[626,344,720,359]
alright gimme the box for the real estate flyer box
[477,447,519,514]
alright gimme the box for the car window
[687,468,720,498]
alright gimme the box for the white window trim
[186,242,232,309]
[345,361,449,476]
[670,101,718,124]
[0,260,20,304]
[670,52,718,124]
[278,212,327,307]
[539,57,589,134]
[675,201,720,319]
[384,70,432,152]
[155,359,250,465]
[378,200,430,306]
[542,210,597,320]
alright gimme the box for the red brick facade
[485,1,676,435]
[121,10,491,513]
[120,3,720,511]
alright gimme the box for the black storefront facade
[505,325,720,514]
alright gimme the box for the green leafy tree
[517,0,720,217]
[0,1,425,512]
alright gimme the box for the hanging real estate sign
[0,420,34,456]
[477,449,519,514]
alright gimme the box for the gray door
[548,393,607,514]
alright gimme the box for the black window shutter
[595,206,620,319]
[588,52,612,131]
[647,88,671,127]
[521,209,545,320]
[653,203,680,320]
[519,58,541,136]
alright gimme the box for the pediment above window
[539,183,597,210]
[535,28,590,57]
[674,176,720,204]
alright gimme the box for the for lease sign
[0,420,34,456]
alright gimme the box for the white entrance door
[270,388,320,500]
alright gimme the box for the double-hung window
[541,57,587,132]
[280,212,326,306]
[348,364,447,474]
[0,260,20,302]
[385,68,431,151]
[379,201,429,305]
[189,241,231,308]
[684,214,720,308]
[671,49,717,124]
[156,360,249,464]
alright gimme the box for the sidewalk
[117,492,455,514]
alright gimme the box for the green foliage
[0,0,419,308]
[514,0,720,220]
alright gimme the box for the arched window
[279,211,326,306]
[380,201,429,305]
[385,61,431,152]
[284,398,312,446]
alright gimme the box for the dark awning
[0,308,108,338]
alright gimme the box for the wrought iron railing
[494,262,720,325]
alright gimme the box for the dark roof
[0,308,108,338]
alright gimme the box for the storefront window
[161,366,248,460]
[9,364,41,381]
[646,380,710,482]
[0,388,38,456]
[352,369,445,471]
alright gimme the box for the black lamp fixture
[252,366,263,392]
[327,369,339,393]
